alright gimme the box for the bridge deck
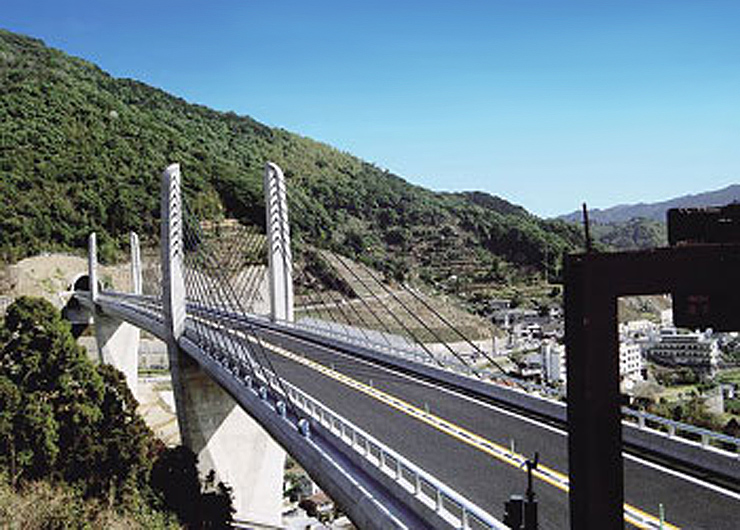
[257,328,740,530]
[92,294,740,529]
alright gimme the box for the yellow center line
[264,339,680,530]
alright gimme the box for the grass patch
[717,368,740,386]
[657,384,699,402]
[0,475,177,529]
[139,368,170,377]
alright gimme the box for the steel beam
[565,243,740,530]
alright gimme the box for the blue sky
[3,1,739,216]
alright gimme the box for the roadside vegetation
[0,296,233,528]
[590,218,667,250]
[638,363,740,439]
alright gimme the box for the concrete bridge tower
[265,161,294,323]
[161,163,287,527]
[88,231,142,398]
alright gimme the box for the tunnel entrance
[62,274,99,338]
[73,275,92,292]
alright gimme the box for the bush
[0,296,233,527]
[299,498,318,518]
[150,446,234,529]
[0,473,177,529]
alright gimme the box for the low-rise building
[488,299,511,312]
[619,319,656,337]
[540,338,643,389]
[648,328,719,375]
[519,352,543,379]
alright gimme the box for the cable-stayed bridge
[74,163,740,530]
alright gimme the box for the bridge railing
[95,291,740,478]
[280,376,508,530]
[622,407,740,456]
[151,298,505,529]
[289,314,740,457]
[288,316,556,396]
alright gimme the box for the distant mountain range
[558,184,740,224]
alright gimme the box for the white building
[660,309,674,328]
[619,319,656,337]
[648,328,719,375]
[540,339,643,390]
[619,340,643,392]
[619,341,643,378]
[541,341,565,384]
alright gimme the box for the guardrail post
[435,488,444,513]
[461,508,470,530]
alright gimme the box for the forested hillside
[557,184,740,251]
[0,29,582,288]
[591,218,667,250]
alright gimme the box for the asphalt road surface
[257,329,740,530]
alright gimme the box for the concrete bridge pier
[161,163,286,527]
[169,355,286,526]
[89,232,141,398]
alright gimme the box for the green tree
[1,297,110,489]
[0,27,581,294]
[0,375,59,485]
[0,296,235,526]
[90,364,161,501]
[151,446,234,529]
[0,297,153,500]
[151,445,202,525]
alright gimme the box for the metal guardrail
[281,378,508,530]
[288,317,556,395]
[147,296,506,530]
[97,292,740,470]
[290,316,740,457]
[622,407,740,455]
